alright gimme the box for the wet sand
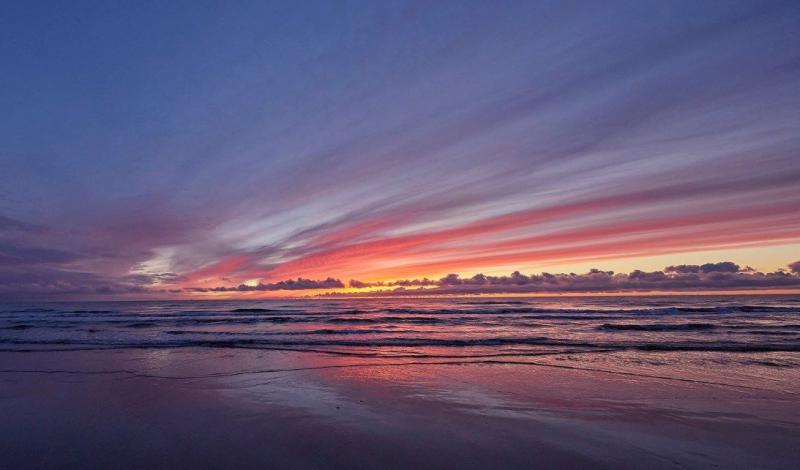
[1,348,798,469]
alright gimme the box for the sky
[1,0,799,299]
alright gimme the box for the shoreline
[2,347,798,469]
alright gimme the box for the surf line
[0,357,782,394]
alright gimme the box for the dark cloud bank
[341,261,800,296]
[188,277,344,293]
[190,260,800,297]
[2,261,799,300]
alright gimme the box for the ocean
[1,295,798,468]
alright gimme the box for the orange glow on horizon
[184,287,800,300]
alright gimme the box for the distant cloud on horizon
[187,277,345,293]
[2,260,799,300]
[337,261,800,296]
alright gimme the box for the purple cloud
[665,262,740,274]
[349,278,438,288]
[188,277,344,293]
[789,261,800,274]
[343,261,800,296]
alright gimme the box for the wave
[126,322,159,328]
[165,328,401,336]
[2,308,55,314]
[522,315,623,321]
[0,324,34,330]
[327,316,446,325]
[230,308,279,312]
[376,306,797,316]
[742,330,800,336]
[463,300,528,305]
[737,306,799,313]
[3,335,799,353]
[116,316,312,326]
[599,323,716,332]
[3,304,795,320]
[2,300,798,362]
[4,313,799,331]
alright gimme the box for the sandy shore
[1,348,798,469]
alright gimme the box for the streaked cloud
[0,1,798,298]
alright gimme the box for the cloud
[188,277,344,293]
[0,215,45,234]
[790,261,800,274]
[0,242,84,265]
[348,278,438,288]
[700,262,740,273]
[343,261,800,295]
[0,265,156,299]
[1,1,799,298]
[4,259,798,300]
[666,262,740,274]
[123,272,184,285]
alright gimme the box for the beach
[1,297,799,469]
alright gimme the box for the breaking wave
[0,296,797,358]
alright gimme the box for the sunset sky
[1,1,799,299]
